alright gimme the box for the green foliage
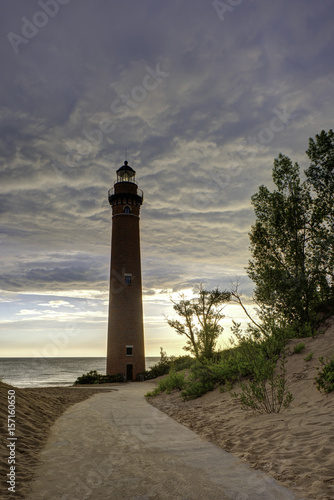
[146,315,296,412]
[293,321,318,339]
[173,355,197,371]
[248,155,316,328]
[304,352,313,361]
[181,379,214,400]
[305,130,334,310]
[177,317,296,402]
[247,131,334,332]
[226,318,295,413]
[180,347,243,400]
[74,370,124,385]
[166,285,231,360]
[315,356,334,394]
[293,342,306,354]
[138,349,196,380]
[232,351,293,413]
[145,367,186,397]
[229,319,290,374]
[219,380,234,392]
[142,348,171,379]
[181,363,216,400]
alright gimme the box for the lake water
[0,357,160,388]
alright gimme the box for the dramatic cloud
[1,0,333,356]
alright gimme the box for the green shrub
[179,316,297,402]
[181,379,215,400]
[315,357,334,394]
[180,357,240,400]
[229,320,289,379]
[138,365,169,380]
[145,316,298,404]
[145,368,186,397]
[219,380,234,392]
[288,320,318,339]
[160,369,186,393]
[137,348,171,380]
[173,355,196,371]
[230,319,294,413]
[145,387,161,398]
[181,363,215,400]
[232,351,293,413]
[138,349,196,380]
[74,370,124,385]
[304,352,313,362]
[293,342,306,354]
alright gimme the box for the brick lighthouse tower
[106,161,145,380]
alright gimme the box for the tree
[306,129,334,220]
[248,154,314,326]
[166,285,230,360]
[247,131,334,331]
[305,130,334,301]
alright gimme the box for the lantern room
[116,161,136,183]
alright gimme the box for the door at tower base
[106,161,145,381]
[127,364,133,381]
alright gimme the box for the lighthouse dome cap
[117,160,135,175]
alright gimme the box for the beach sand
[0,320,334,499]
[148,320,334,500]
[0,384,109,499]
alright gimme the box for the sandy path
[26,382,302,500]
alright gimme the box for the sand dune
[148,319,334,500]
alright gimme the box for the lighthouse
[106,161,145,380]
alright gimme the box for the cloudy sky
[1,0,333,358]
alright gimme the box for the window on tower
[126,345,133,356]
[124,273,132,284]
[124,206,130,214]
